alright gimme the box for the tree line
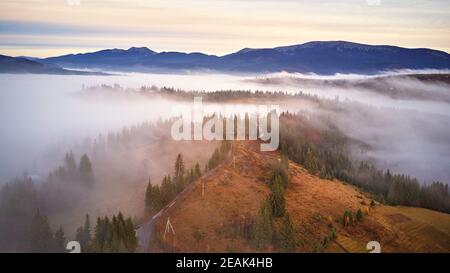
[252,157,296,252]
[145,141,231,215]
[75,213,137,253]
[0,152,96,252]
[41,152,94,213]
[0,152,137,253]
[278,112,450,214]
[0,175,68,252]
[145,154,200,214]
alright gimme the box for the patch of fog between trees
[310,102,450,184]
[258,71,450,183]
[0,71,449,185]
[247,71,450,116]
[0,74,189,183]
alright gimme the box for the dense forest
[74,213,137,253]
[278,112,450,213]
[145,141,231,215]
[252,157,296,251]
[0,151,137,252]
[83,84,325,104]
[0,92,448,252]
[0,152,93,252]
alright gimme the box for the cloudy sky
[0,0,449,57]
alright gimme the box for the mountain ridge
[0,54,108,75]
[2,41,450,75]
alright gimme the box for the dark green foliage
[42,153,95,213]
[279,213,296,252]
[161,175,176,205]
[270,156,289,189]
[0,176,38,251]
[316,227,337,253]
[0,176,68,252]
[145,144,230,215]
[75,214,91,252]
[145,179,162,214]
[195,162,201,178]
[90,212,137,253]
[252,198,273,249]
[356,209,364,221]
[279,113,352,181]
[54,226,66,253]
[30,210,54,252]
[174,153,186,193]
[387,175,420,206]
[145,155,206,215]
[420,182,449,212]
[342,210,353,226]
[269,176,286,218]
[251,158,292,250]
[279,112,450,214]
[78,154,94,188]
[207,141,231,170]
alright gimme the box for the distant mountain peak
[34,41,450,75]
[127,46,156,54]
[235,47,256,54]
[273,41,380,52]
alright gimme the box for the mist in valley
[1,71,449,183]
[0,70,449,245]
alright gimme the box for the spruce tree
[252,198,273,249]
[78,154,94,187]
[174,153,185,179]
[30,210,54,252]
[280,213,295,252]
[270,176,286,218]
[54,225,66,253]
[194,162,201,178]
[145,179,153,213]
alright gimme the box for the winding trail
[135,145,233,252]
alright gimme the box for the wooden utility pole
[202,181,205,198]
[164,217,175,240]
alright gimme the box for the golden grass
[148,140,450,253]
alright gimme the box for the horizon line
[2,40,450,59]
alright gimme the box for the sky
[0,0,449,57]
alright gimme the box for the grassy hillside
[148,141,450,253]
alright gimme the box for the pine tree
[174,153,185,179]
[78,154,94,187]
[145,179,153,213]
[304,149,319,174]
[356,209,363,221]
[161,175,175,205]
[270,176,285,218]
[125,218,137,251]
[252,198,273,249]
[152,184,162,211]
[194,162,201,178]
[75,214,91,252]
[30,210,54,252]
[54,225,66,253]
[83,214,91,244]
[188,168,194,183]
[280,213,295,252]
[64,151,77,178]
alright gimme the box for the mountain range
[2,41,450,75]
[0,54,106,75]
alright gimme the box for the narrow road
[135,146,233,252]
[135,178,197,252]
